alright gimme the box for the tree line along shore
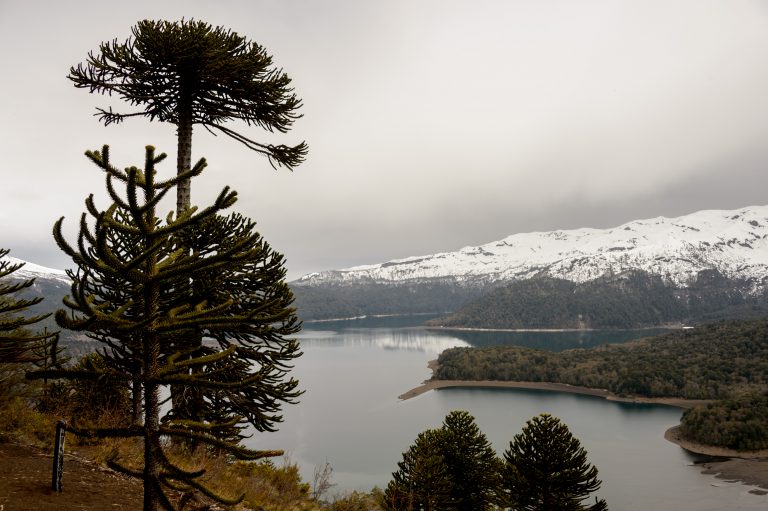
[415,319,768,454]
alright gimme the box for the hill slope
[293,206,768,322]
[430,269,768,329]
[296,205,768,289]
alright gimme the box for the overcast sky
[2,1,768,280]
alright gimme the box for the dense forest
[435,319,768,450]
[680,392,768,450]
[434,319,768,400]
[429,270,768,329]
[292,269,768,326]
[291,279,486,320]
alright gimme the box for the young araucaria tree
[41,145,301,510]
[0,251,60,396]
[502,413,608,511]
[384,428,454,511]
[385,410,502,511]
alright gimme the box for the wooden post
[52,420,66,492]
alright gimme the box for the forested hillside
[680,392,768,450]
[434,319,768,399]
[11,278,97,356]
[291,279,486,320]
[430,270,768,329]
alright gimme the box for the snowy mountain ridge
[295,205,768,292]
[2,256,70,284]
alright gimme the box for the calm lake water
[245,316,768,510]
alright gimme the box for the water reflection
[429,327,672,351]
[301,314,671,352]
[302,313,442,330]
[299,327,468,353]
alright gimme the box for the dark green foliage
[294,269,768,327]
[70,19,307,428]
[167,211,302,439]
[435,319,768,400]
[385,410,501,511]
[291,280,485,321]
[433,270,765,330]
[0,250,60,366]
[0,266,92,354]
[0,250,61,399]
[440,410,503,511]
[69,18,306,171]
[680,392,768,451]
[386,412,608,511]
[384,429,454,511]
[31,145,301,510]
[503,414,607,511]
[435,320,768,455]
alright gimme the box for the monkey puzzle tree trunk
[132,377,143,425]
[143,336,162,511]
[143,181,163,511]
[176,104,193,213]
[172,99,205,428]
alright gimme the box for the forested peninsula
[433,320,768,451]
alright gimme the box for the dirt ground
[0,441,144,511]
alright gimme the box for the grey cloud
[2,0,768,282]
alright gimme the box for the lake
[245,316,768,510]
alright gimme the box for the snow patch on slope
[1,256,70,284]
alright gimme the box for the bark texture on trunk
[176,109,193,213]
[143,366,161,511]
[143,187,162,511]
[132,377,142,426]
[173,105,204,433]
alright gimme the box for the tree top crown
[69,18,307,169]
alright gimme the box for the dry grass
[0,396,58,448]
[0,397,384,510]
[82,438,325,510]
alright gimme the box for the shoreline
[424,324,687,333]
[399,360,768,492]
[398,378,711,408]
[665,426,768,493]
[303,312,443,324]
[398,359,711,409]
[664,425,768,459]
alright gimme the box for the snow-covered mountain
[2,256,70,285]
[1,255,71,318]
[295,205,768,293]
[6,205,768,325]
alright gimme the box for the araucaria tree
[68,18,307,212]
[69,19,307,422]
[385,410,502,511]
[0,251,60,396]
[384,428,454,511]
[46,145,301,510]
[440,410,503,510]
[503,413,608,511]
